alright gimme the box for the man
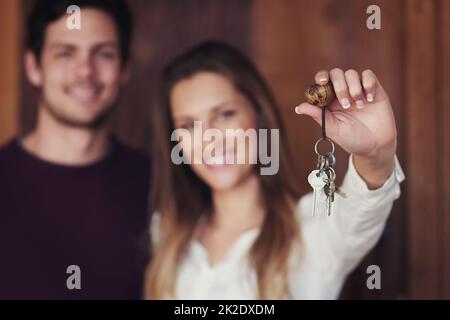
[0,0,150,299]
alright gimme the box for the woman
[145,41,404,299]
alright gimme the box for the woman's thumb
[294,103,323,126]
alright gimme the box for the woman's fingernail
[356,100,364,109]
[295,106,302,114]
[367,93,374,102]
[341,98,351,109]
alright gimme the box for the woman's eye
[181,122,195,130]
[218,110,236,119]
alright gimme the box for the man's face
[27,8,127,128]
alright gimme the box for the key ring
[314,137,335,156]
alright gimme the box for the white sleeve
[297,154,405,277]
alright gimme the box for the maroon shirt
[0,138,150,299]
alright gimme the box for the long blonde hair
[145,41,300,299]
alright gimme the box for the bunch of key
[307,139,345,216]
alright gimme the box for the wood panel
[405,0,440,299]
[0,0,21,145]
[440,0,450,300]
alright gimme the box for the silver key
[324,152,336,168]
[324,180,335,216]
[316,155,326,171]
[308,170,326,216]
[323,168,336,216]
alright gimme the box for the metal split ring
[314,138,335,156]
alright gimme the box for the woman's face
[170,71,258,192]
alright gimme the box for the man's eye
[95,51,117,60]
[56,51,72,59]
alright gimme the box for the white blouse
[151,154,405,299]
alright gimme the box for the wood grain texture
[0,0,21,145]
[440,0,450,300]
[405,0,440,299]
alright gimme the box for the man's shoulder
[114,139,150,169]
[113,140,151,190]
[0,139,22,178]
[0,139,19,161]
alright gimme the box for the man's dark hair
[27,0,132,64]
